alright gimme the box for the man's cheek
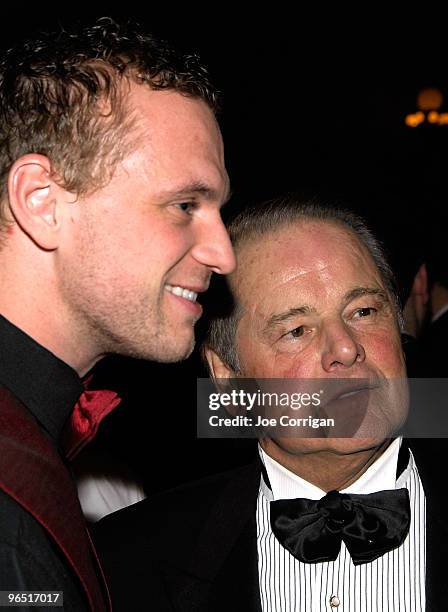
[367,335,405,374]
[239,346,287,378]
[265,348,315,379]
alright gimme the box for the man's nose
[191,214,236,275]
[321,320,366,372]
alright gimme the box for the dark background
[1,14,447,492]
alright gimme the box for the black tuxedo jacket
[94,439,448,611]
[416,311,448,377]
[0,385,109,611]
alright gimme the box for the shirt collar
[259,437,404,502]
[432,303,448,323]
[0,313,84,447]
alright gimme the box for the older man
[0,18,234,611]
[95,199,442,611]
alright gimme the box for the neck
[0,255,100,376]
[0,304,101,376]
[260,438,391,491]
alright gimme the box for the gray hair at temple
[203,196,403,373]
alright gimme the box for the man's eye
[354,307,376,318]
[175,202,195,214]
[286,326,305,339]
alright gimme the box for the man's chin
[116,330,195,363]
[268,435,391,457]
[162,330,196,363]
[320,436,392,455]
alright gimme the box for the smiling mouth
[165,284,198,303]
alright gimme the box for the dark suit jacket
[416,311,448,377]
[0,385,109,611]
[94,439,448,611]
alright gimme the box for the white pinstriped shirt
[257,439,426,611]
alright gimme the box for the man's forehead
[232,220,384,307]
[235,220,372,275]
[128,83,218,133]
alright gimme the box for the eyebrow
[343,287,389,305]
[263,287,389,333]
[264,305,318,332]
[161,181,232,207]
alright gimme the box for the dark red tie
[62,387,121,460]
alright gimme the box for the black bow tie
[270,488,411,565]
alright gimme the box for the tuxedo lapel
[164,462,262,612]
[207,509,262,612]
[408,439,448,610]
[0,386,109,611]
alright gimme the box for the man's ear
[403,263,430,337]
[204,346,242,416]
[412,263,429,304]
[7,154,65,250]
[204,345,236,381]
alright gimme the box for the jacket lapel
[164,462,262,612]
[408,439,448,610]
[0,386,109,611]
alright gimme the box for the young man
[0,18,234,610]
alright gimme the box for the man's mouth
[164,284,199,303]
[321,380,380,407]
[338,388,369,400]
